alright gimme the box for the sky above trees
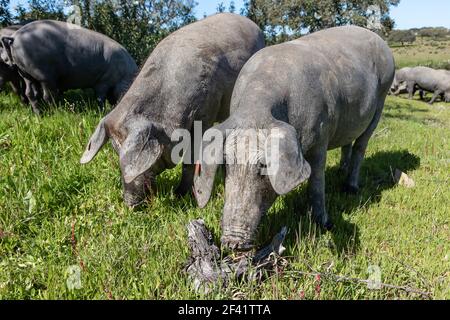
[7,0,450,29]
[196,0,450,29]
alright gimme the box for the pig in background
[1,20,138,115]
[391,66,450,104]
[0,25,28,103]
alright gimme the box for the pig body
[81,13,265,207]
[194,26,395,250]
[391,67,423,99]
[2,20,138,114]
[0,25,27,103]
[392,66,450,103]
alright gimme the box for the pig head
[193,119,311,250]
[81,115,173,207]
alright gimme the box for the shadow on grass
[258,150,421,257]
[384,98,446,125]
[139,150,421,258]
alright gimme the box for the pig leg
[406,81,416,99]
[444,92,450,103]
[95,85,108,111]
[30,81,40,99]
[8,79,19,96]
[176,165,195,197]
[24,78,41,115]
[13,76,29,104]
[340,144,353,174]
[429,90,442,105]
[175,135,196,197]
[108,81,129,106]
[41,82,59,106]
[345,104,384,194]
[419,89,424,101]
[307,145,333,230]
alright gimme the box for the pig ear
[193,125,226,208]
[120,123,163,184]
[80,118,109,164]
[265,121,311,195]
[1,37,14,65]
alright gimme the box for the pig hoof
[343,184,360,195]
[324,220,334,231]
[339,165,349,176]
[312,215,334,231]
[174,186,189,198]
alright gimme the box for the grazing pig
[391,67,424,100]
[80,13,265,207]
[1,20,138,115]
[0,25,27,103]
[193,26,395,250]
[392,66,450,103]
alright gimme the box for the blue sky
[390,0,450,29]
[8,0,450,29]
[195,0,245,17]
[196,0,450,29]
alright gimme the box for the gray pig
[1,20,138,115]
[80,13,265,207]
[391,67,425,100]
[0,25,27,103]
[193,26,395,250]
[392,66,450,104]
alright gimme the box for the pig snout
[221,205,263,252]
[122,173,155,208]
[221,231,255,251]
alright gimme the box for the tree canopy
[0,0,12,26]
[388,29,416,46]
[243,0,400,43]
[0,0,197,65]
[0,0,404,62]
[69,0,197,65]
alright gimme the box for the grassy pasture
[392,37,450,69]
[1,35,450,299]
[0,90,449,300]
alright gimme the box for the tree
[216,1,237,14]
[418,27,450,40]
[14,0,66,21]
[68,0,197,65]
[217,2,226,13]
[380,16,396,36]
[243,0,401,44]
[388,29,416,46]
[229,1,236,13]
[6,0,197,65]
[0,0,12,27]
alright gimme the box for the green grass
[393,37,450,69]
[0,92,449,300]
